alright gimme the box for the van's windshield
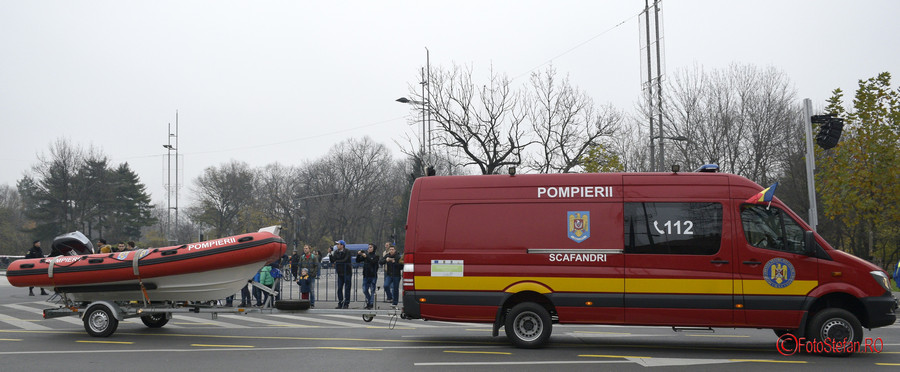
[740,205,806,254]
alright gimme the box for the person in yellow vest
[97,239,112,254]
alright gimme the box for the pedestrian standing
[298,245,319,308]
[380,244,402,308]
[330,240,352,309]
[25,240,48,296]
[357,243,379,309]
[97,239,112,254]
[257,264,275,307]
[289,249,300,279]
[298,268,311,300]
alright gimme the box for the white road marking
[171,315,249,329]
[321,314,438,328]
[0,314,50,330]
[218,314,315,328]
[269,314,363,328]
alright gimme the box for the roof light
[694,164,719,173]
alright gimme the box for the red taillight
[402,253,415,289]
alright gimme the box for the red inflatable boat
[7,229,286,302]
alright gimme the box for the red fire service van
[399,168,898,353]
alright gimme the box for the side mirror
[804,231,816,256]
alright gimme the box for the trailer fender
[82,301,124,321]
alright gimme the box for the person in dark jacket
[298,245,320,308]
[380,244,402,307]
[289,249,300,279]
[298,268,311,300]
[357,243,380,309]
[330,240,352,309]
[25,240,48,296]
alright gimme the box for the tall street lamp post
[651,135,688,171]
[397,47,432,174]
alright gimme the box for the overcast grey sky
[2,0,898,204]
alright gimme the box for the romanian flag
[745,182,778,204]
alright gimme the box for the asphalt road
[0,275,898,371]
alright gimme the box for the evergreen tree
[107,163,156,241]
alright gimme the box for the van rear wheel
[504,302,552,349]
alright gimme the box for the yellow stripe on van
[741,280,817,296]
[625,279,733,294]
[414,276,624,292]
[415,276,819,296]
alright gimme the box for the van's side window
[624,202,723,255]
[740,205,806,254]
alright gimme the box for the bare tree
[254,163,302,243]
[190,160,256,238]
[657,63,798,183]
[526,66,621,173]
[408,64,529,175]
[294,137,398,247]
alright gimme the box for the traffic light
[811,114,844,150]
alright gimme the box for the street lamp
[651,135,689,171]
[397,47,432,174]
[163,113,179,244]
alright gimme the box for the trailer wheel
[504,302,552,349]
[362,314,375,322]
[274,299,310,311]
[84,305,118,337]
[806,308,862,357]
[141,313,170,328]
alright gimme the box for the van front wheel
[504,303,551,348]
[807,308,863,357]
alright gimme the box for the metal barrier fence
[277,265,398,304]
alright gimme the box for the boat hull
[6,232,286,302]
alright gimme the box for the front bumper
[861,292,898,328]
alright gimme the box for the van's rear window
[624,202,723,255]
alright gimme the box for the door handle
[710,260,729,264]
[742,260,762,266]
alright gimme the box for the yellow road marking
[317,347,382,351]
[687,334,750,338]
[876,363,900,366]
[730,359,806,364]
[0,339,23,341]
[76,340,134,345]
[191,344,254,348]
[579,354,651,359]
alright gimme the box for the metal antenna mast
[641,0,665,171]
